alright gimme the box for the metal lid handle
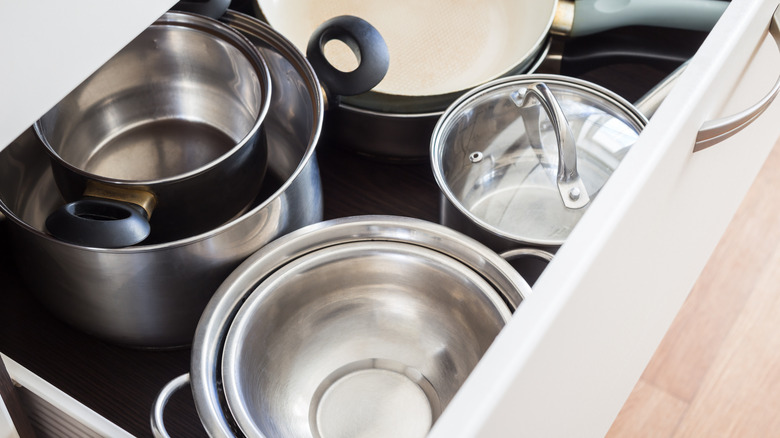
[515,82,591,209]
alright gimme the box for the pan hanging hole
[469,152,483,163]
[324,39,359,73]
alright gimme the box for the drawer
[1,0,778,437]
[429,0,780,436]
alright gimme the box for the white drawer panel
[430,0,780,437]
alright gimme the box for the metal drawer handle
[694,5,780,152]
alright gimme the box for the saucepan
[0,9,388,348]
[431,74,647,252]
[36,11,272,248]
[253,0,728,159]
[151,216,532,437]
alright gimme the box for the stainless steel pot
[253,0,727,159]
[431,74,647,252]
[0,10,332,348]
[151,215,532,437]
[37,11,273,247]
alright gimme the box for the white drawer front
[430,0,780,437]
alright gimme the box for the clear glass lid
[432,75,647,245]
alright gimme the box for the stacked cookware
[0,1,728,437]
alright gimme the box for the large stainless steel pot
[37,11,272,248]
[151,215,532,437]
[0,10,337,348]
[253,0,727,159]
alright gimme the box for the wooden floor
[606,140,780,437]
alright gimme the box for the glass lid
[431,74,647,245]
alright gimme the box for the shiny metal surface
[695,5,780,152]
[320,41,552,161]
[0,10,325,347]
[432,74,647,251]
[35,11,272,243]
[500,247,555,287]
[222,240,512,438]
[189,215,531,437]
[514,82,591,209]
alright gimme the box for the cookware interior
[0,9,323,349]
[37,22,266,181]
[221,240,513,438]
[0,129,285,234]
[257,0,553,97]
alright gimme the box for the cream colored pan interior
[257,0,555,97]
[256,0,728,103]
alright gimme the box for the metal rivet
[469,152,483,163]
[569,187,581,200]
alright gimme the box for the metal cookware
[431,74,647,252]
[253,0,727,159]
[0,10,363,348]
[151,216,532,437]
[37,11,272,247]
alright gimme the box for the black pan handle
[306,15,390,103]
[45,198,151,248]
[171,0,230,19]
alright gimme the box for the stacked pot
[0,2,722,438]
[0,9,389,348]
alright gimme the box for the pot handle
[694,5,780,152]
[514,82,591,209]
[171,0,230,19]
[306,15,390,103]
[565,0,728,37]
[151,374,190,438]
[500,248,555,289]
[45,198,151,248]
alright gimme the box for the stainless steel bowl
[153,215,531,437]
[222,239,514,437]
[36,11,272,246]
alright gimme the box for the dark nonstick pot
[0,10,388,348]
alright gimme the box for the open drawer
[0,0,779,437]
[429,0,780,436]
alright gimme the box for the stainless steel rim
[0,10,324,254]
[430,74,648,247]
[35,10,273,186]
[190,215,531,437]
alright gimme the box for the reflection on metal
[695,5,780,152]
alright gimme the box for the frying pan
[252,0,727,159]
[254,0,727,112]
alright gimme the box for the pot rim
[34,10,274,187]
[189,215,532,437]
[430,73,648,246]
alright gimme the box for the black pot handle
[45,198,151,248]
[171,0,230,19]
[306,15,390,103]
